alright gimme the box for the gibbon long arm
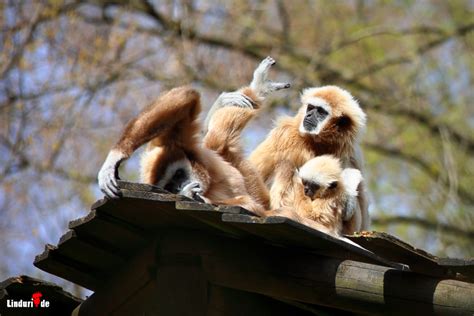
[98,87,201,198]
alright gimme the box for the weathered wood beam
[348,231,474,280]
[158,230,474,316]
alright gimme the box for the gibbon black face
[299,97,333,135]
[302,179,320,198]
[303,104,329,132]
[302,179,339,199]
[163,168,190,194]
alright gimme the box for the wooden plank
[33,245,101,290]
[91,180,191,209]
[222,214,407,270]
[93,191,213,231]
[69,209,148,257]
[347,231,452,278]
[438,258,474,281]
[76,241,159,315]
[55,230,126,273]
[175,201,256,237]
[117,180,169,194]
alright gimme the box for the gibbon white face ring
[299,97,332,135]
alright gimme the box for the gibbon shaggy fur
[98,57,289,215]
[269,156,363,236]
[250,85,369,231]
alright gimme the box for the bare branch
[364,142,474,205]
[276,0,291,47]
[372,216,474,239]
[352,22,474,78]
[0,2,80,78]
[322,25,447,55]
[370,104,474,155]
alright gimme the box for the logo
[6,291,50,309]
[32,292,42,308]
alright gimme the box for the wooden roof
[32,181,474,314]
[34,181,473,288]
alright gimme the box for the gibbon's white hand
[98,150,125,199]
[180,181,210,203]
[341,168,363,221]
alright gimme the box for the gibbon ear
[337,115,352,130]
[341,168,362,197]
[328,181,338,189]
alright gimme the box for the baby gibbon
[98,57,289,215]
[270,155,362,237]
[250,85,369,230]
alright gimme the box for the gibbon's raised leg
[203,56,290,209]
[98,86,202,198]
[203,56,290,133]
[203,106,273,207]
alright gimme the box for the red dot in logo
[32,292,42,308]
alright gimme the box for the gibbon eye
[316,106,328,116]
[175,169,185,178]
[328,181,338,189]
[307,104,316,111]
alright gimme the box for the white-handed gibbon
[249,85,370,230]
[269,155,363,236]
[97,57,289,215]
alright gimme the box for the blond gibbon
[269,156,363,236]
[97,57,289,215]
[249,86,369,231]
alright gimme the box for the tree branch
[372,216,474,239]
[364,142,474,205]
[321,25,447,55]
[0,2,80,78]
[353,22,474,78]
[370,104,474,155]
